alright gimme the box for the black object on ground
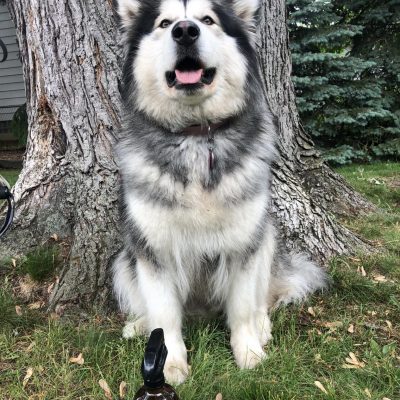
[133,328,180,400]
[0,175,14,238]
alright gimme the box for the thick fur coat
[113,0,327,384]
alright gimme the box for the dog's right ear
[117,0,140,30]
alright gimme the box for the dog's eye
[159,19,172,28]
[202,16,214,25]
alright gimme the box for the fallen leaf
[28,302,45,310]
[99,379,112,400]
[51,233,59,241]
[69,353,84,365]
[315,353,322,362]
[364,388,372,398]
[357,266,367,277]
[307,307,316,317]
[47,283,55,294]
[25,341,36,353]
[347,324,355,334]
[373,274,387,282]
[216,394,223,400]
[343,352,365,369]
[314,381,328,394]
[382,398,392,400]
[321,321,343,330]
[15,305,23,316]
[12,258,17,268]
[119,381,127,399]
[23,367,33,387]
[385,320,393,330]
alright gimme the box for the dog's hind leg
[112,250,147,338]
[226,251,268,369]
[136,257,189,385]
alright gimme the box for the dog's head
[118,0,260,130]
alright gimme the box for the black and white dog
[113,0,326,384]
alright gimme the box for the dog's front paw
[122,317,147,339]
[164,357,189,385]
[231,335,267,369]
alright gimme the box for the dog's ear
[230,0,260,24]
[117,0,140,30]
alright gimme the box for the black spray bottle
[133,328,180,400]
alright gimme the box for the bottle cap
[141,328,168,389]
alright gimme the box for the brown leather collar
[180,121,226,136]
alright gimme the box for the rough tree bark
[1,0,374,310]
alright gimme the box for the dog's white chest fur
[126,178,266,258]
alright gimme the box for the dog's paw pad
[122,318,146,339]
[164,359,189,385]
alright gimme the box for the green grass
[0,163,399,399]
[0,169,20,187]
[19,246,60,282]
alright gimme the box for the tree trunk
[2,0,374,310]
[257,0,374,257]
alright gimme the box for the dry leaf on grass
[382,397,392,400]
[47,283,55,294]
[364,388,372,398]
[385,320,393,330]
[347,324,355,334]
[12,258,17,268]
[314,381,328,394]
[51,233,59,241]
[25,342,36,353]
[28,301,45,310]
[373,274,387,282]
[23,367,33,387]
[357,266,367,277]
[69,353,84,365]
[15,305,23,316]
[307,307,316,317]
[216,394,223,400]
[119,381,127,399]
[320,321,343,331]
[99,379,112,400]
[342,352,365,369]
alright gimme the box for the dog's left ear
[117,0,140,30]
[230,0,260,24]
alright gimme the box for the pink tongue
[175,69,203,84]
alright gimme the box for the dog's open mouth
[166,57,216,89]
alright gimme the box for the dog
[113,0,327,384]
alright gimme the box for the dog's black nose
[172,20,200,46]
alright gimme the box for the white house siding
[0,4,25,131]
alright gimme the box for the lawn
[0,169,20,187]
[0,163,399,400]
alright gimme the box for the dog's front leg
[137,258,189,384]
[226,256,268,369]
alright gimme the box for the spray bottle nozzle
[141,328,168,389]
